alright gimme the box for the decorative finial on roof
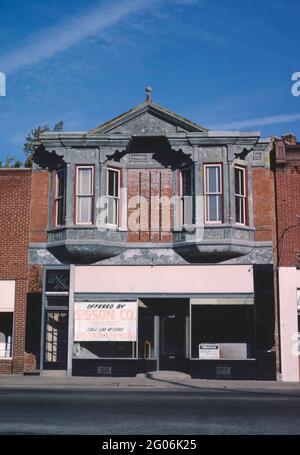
[145,85,152,102]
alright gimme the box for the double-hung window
[107,168,120,226]
[235,166,247,225]
[75,166,94,225]
[54,169,65,226]
[180,168,193,227]
[204,164,223,223]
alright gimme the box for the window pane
[78,168,92,195]
[182,169,192,196]
[45,312,68,363]
[206,194,222,222]
[235,168,239,195]
[107,197,118,225]
[236,196,245,224]
[209,195,217,221]
[206,166,219,193]
[0,312,13,358]
[217,194,222,222]
[57,170,65,198]
[46,296,69,308]
[235,196,240,223]
[183,196,193,225]
[108,169,119,197]
[77,196,93,224]
[57,198,64,226]
[235,168,245,196]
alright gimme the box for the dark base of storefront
[72,352,276,380]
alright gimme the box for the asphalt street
[0,386,300,435]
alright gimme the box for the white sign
[74,301,137,342]
[199,344,220,360]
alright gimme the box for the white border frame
[234,165,247,226]
[204,164,223,224]
[75,165,94,226]
[106,167,121,228]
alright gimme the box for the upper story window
[180,168,193,227]
[107,168,120,226]
[54,169,65,226]
[204,164,223,223]
[235,166,247,225]
[75,166,94,225]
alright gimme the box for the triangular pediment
[90,101,208,135]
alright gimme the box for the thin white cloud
[0,0,159,75]
[210,113,300,130]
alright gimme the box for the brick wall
[274,138,300,378]
[0,169,32,374]
[29,170,49,243]
[252,165,280,371]
[127,169,173,242]
[275,156,300,267]
[252,167,276,242]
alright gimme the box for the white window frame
[106,167,120,227]
[204,164,223,224]
[75,165,94,225]
[235,166,247,226]
[55,169,65,227]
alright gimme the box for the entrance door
[44,311,68,370]
[159,309,186,371]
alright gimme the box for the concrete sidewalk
[0,372,299,391]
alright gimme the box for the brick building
[0,169,31,374]
[274,134,300,381]
[25,90,277,380]
[0,90,280,379]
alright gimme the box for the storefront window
[74,341,133,359]
[0,313,13,358]
[73,301,156,360]
[138,307,155,359]
[191,301,254,359]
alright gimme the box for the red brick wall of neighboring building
[253,167,276,242]
[0,169,49,375]
[274,140,300,267]
[252,161,279,371]
[26,170,49,372]
[0,169,32,374]
[29,170,49,244]
[274,136,300,379]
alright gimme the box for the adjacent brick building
[273,134,300,381]
[0,169,31,374]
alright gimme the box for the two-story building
[28,89,277,379]
[274,134,300,381]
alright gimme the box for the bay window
[107,168,120,226]
[75,166,94,225]
[235,166,247,225]
[54,169,65,226]
[204,164,223,223]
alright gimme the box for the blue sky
[0,0,299,162]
